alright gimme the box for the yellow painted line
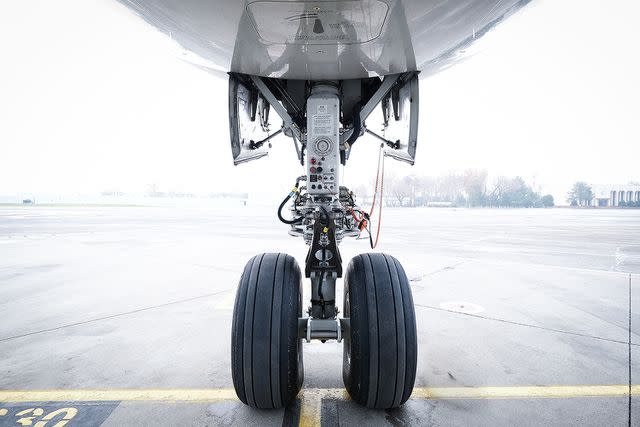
[295,386,640,427]
[0,389,237,403]
[412,385,640,399]
[0,385,638,405]
[299,389,349,427]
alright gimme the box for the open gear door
[381,72,419,165]
[228,74,273,165]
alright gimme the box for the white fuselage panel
[116,0,531,79]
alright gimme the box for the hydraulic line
[367,145,386,249]
[369,144,383,217]
[344,144,385,248]
[278,178,304,225]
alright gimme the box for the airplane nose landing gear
[229,74,419,409]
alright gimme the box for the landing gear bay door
[382,73,419,165]
[229,74,273,165]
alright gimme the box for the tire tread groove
[343,253,416,409]
[232,253,301,409]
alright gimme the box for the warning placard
[312,108,333,136]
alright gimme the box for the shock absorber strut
[304,82,342,321]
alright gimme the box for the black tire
[231,253,303,409]
[342,253,417,409]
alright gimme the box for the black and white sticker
[312,104,333,136]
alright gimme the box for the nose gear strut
[230,75,419,410]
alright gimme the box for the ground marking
[0,389,237,403]
[298,389,348,427]
[1,385,638,403]
[2,386,638,427]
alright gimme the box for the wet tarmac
[1,205,639,426]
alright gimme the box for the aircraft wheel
[231,253,303,408]
[342,253,417,408]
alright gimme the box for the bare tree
[387,173,411,206]
[415,175,436,206]
[437,174,464,202]
[463,169,487,207]
[353,184,369,206]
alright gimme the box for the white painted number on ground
[0,408,78,427]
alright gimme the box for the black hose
[277,179,304,225]
[347,191,356,207]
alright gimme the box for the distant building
[592,184,640,207]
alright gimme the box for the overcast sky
[0,0,638,204]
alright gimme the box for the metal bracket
[292,133,304,165]
[359,74,402,126]
[339,74,401,148]
[249,75,301,142]
[304,212,342,278]
[299,317,346,342]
